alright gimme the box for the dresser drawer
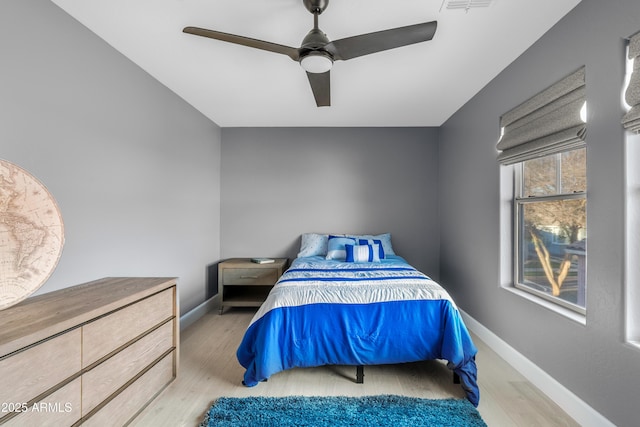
[82,288,174,368]
[0,278,177,427]
[222,268,279,286]
[2,377,82,427]
[0,328,81,406]
[82,320,174,416]
[82,351,175,427]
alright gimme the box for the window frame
[625,133,640,347]
[512,150,587,315]
[624,35,640,348]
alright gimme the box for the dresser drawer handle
[240,275,259,279]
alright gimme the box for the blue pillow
[325,236,356,260]
[345,244,381,263]
[357,238,385,259]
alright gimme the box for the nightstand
[217,258,288,314]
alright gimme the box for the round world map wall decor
[0,159,64,310]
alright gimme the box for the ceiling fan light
[300,52,333,73]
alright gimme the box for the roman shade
[623,32,640,133]
[497,66,586,165]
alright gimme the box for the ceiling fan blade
[306,71,330,107]
[183,27,300,61]
[326,21,437,61]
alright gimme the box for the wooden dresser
[0,277,178,426]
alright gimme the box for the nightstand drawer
[222,268,279,286]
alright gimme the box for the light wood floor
[131,308,580,427]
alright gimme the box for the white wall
[1,0,222,315]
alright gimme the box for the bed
[236,234,480,406]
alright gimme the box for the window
[497,67,587,317]
[514,148,587,313]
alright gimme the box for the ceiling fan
[183,0,437,107]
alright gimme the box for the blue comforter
[236,256,480,406]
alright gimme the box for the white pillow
[297,233,329,257]
[345,244,381,263]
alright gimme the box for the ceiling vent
[441,0,494,12]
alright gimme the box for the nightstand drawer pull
[223,268,279,285]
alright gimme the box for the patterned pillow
[353,233,395,256]
[325,236,357,260]
[297,233,329,257]
[345,244,381,263]
[357,239,385,259]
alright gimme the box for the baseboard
[180,294,220,331]
[460,310,615,427]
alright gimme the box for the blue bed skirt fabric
[237,299,479,406]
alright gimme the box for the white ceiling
[51,0,581,127]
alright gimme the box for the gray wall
[5,0,636,423]
[220,127,440,278]
[1,0,222,315]
[439,0,640,425]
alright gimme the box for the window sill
[627,340,640,351]
[501,285,587,325]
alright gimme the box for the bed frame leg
[356,365,364,384]
[453,372,460,384]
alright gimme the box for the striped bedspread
[236,255,480,406]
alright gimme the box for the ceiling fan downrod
[299,0,331,54]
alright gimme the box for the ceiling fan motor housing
[299,25,334,73]
[299,0,334,73]
[301,28,331,50]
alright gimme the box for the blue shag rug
[199,395,486,427]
